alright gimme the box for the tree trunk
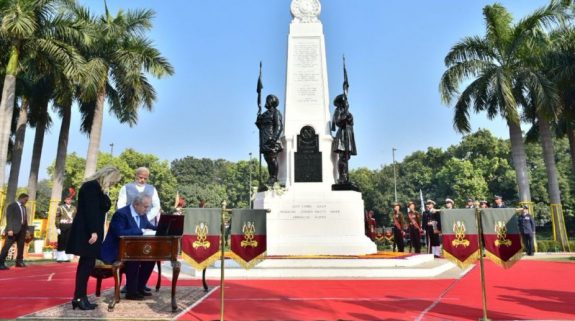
[507,120,531,202]
[6,98,30,202]
[47,103,72,244]
[0,46,20,191]
[566,128,575,177]
[26,108,48,218]
[0,75,17,191]
[84,87,106,179]
[538,114,569,250]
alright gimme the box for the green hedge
[536,240,575,252]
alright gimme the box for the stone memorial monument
[254,0,377,255]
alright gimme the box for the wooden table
[108,235,181,312]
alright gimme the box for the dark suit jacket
[66,180,111,257]
[100,205,155,264]
[5,201,25,234]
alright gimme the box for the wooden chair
[90,260,162,297]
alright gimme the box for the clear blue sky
[14,0,550,185]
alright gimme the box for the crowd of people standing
[366,194,535,258]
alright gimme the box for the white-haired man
[117,167,161,225]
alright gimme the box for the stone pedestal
[255,0,376,256]
[255,186,376,255]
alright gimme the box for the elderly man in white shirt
[117,167,161,225]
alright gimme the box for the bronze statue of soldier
[256,94,284,186]
[331,94,356,185]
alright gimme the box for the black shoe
[82,297,98,309]
[120,286,127,294]
[71,298,95,310]
[138,290,152,297]
[15,261,26,267]
[125,293,144,300]
[0,264,9,270]
[143,286,151,292]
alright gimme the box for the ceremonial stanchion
[0,188,6,225]
[220,201,231,321]
[475,207,490,321]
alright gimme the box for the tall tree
[45,3,95,244]
[440,2,563,205]
[0,0,83,191]
[5,98,29,203]
[523,21,574,249]
[79,4,174,178]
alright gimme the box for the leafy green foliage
[170,156,260,209]
[352,129,575,237]
[47,149,177,212]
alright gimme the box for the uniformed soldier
[464,198,475,209]
[493,195,506,208]
[444,198,455,209]
[518,205,535,256]
[391,202,405,252]
[422,199,442,257]
[406,201,422,253]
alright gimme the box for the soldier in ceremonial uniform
[493,195,506,208]
[479,200,489,208]
[406,201,422,253]
[55,188,77,262]
[422,199,442,257]
[391,202,405,252]
[444,198,455,209]
[464,198,475,209]
[365,210,377,241]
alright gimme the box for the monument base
[331,182,360,192]
[254,184,377,256]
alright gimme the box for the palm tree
[26,80,53,213]
[524,24,575,249]
[547,27,575,178]
[440,2,564,206]
[80,4,174,178]
[46,3,95,244]
[5,98,29,203]
[0,0,84,194]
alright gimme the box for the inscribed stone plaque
[290,38,323,106]
[295,126,322,182]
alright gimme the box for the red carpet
[181,260,575,321]
[180,279,454,321]
[427,260,575,321]
[1,259,574,320]
[0,263,85,319]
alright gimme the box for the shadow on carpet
[18,286,215,320]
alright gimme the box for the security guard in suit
[0,193,30,270]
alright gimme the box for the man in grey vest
[117,167,161,225]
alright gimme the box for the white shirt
[117,184,161,223]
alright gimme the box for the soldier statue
[256,94,284,185]
[331,94,357,184]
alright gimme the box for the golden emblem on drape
[193,222,211,249]
[451,221,470,247]
[494,221,512,247]
[240,221,258,248]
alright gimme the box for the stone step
[160,254,465,280]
